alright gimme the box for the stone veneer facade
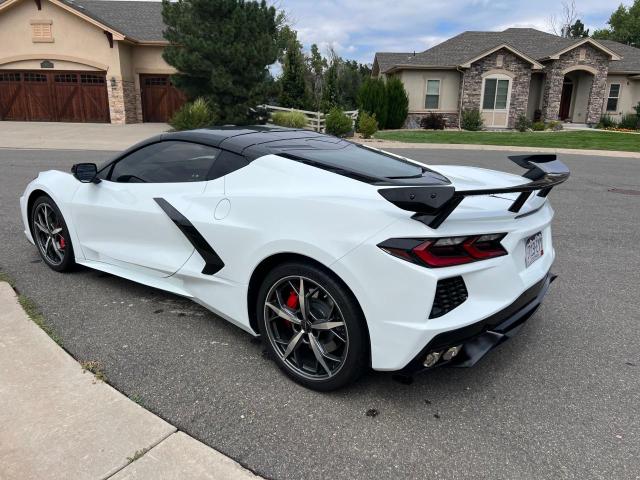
[461,48,532,129]
[540,44,609,124]
[107,79,141,124]
[404,112,460,129]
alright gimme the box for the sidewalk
[0,281,260,480]
[355,138,640,158]
[0,122,168,151]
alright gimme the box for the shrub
[461,109,483,131]
[619,113,639,130]
[357,78,388,129]
[597,114,618,129]
[169,98,217,131]
[547,120,563,131]
[325,108,353,137]
[385,77,409,129]
[357,112,378,138]
[531,121,546,131]
[420,113,446,130]
[271,110,308,128]
[515,114,531,132]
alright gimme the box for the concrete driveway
[0,122,168,151]
[1,147,639,480]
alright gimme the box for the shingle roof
[375,28,640,74]
[599,40,640,72]
[65,0,165,42]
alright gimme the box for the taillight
[378,234,507,268]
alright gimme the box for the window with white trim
[482,77,510,110]
[31,20,53,43]
[425,79,440,109]
[606,83,620,112]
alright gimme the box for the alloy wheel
[263,275,349,380]
[33,202,66,266]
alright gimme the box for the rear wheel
[31,196,75,272]
[256,262,368,391]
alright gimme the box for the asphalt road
[1,147,639,480]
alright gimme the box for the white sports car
[20,126,569,390]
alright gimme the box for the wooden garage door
[0,70,109,122]
[140,74,186,122]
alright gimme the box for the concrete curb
[0,281,261,480]
[355,139,640,158]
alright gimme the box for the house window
[31,20,53,42]
[482,77,510,110]
[606,83,620,112]
[425,79,440,109]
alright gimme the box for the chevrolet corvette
[20,126,569,390]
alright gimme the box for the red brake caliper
[59,236,66,249]
[286,290,299,309]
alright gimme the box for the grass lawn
[373,130,640,152]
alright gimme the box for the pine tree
[385,77,409,129]
[321,54,340,112]
[279,36,310,109]
[162,0,280,124]
[357,78,387,128]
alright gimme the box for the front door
[71,140,222,278]
[559,79,573,121]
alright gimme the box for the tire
[30,195,75,272]
[256,261,368,391]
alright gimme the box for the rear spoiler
[378,154,570,229]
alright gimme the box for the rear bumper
[402,271,556,373]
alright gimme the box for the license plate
[525,232,543,268]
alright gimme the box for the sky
[277,0,632,64]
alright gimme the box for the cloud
[276,0,632,64]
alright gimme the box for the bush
[385,77,409,129]
[325,108,353,137]
[461,109,483,131]
[547,120,563,131]
[169,98,217,131]
[357,78,388,129]
[357,112,378,139]
[531,121,546,131]
[515,114,531,132]
[420,113,446,130]
[597,114,618,129]
[619,113,639,130]
[271,110,308,128]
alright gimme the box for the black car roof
[161,126,328,157]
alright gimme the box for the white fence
[258,105,358,132]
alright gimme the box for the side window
[109,141,220,183]
[207,150,250,180]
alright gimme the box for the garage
[0,70,110,122]
[140,74,186,122]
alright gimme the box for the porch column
[541,65,563,121]
[585,69,608,125]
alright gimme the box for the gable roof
[375,28,640,74]
[0,0,166,43]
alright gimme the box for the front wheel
[31,195,75,272]
[256,262,368,391]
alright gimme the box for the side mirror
[71,163,100,183]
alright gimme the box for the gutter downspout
[456,66,465,129]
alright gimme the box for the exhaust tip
[442,345,462,361]
[423,351,441,368]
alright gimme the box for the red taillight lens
[379,234,507,268]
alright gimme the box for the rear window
[284,144,424,180]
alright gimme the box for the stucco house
[0,0,184,123]
[373,28,640,129]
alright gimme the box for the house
[373,28,640,129]
[0,0,185,123]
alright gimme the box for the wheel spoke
[42,205,52,231]
[331,330,347,343]
[44,236,51,253]
[266,302,301,325]
[34,220,48,233]
[311,321,345,330]
[308,334,332,376]
[51,239,64,260]
[51,227,63,235]
[283,330,304,359]
[298,278,308,321]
